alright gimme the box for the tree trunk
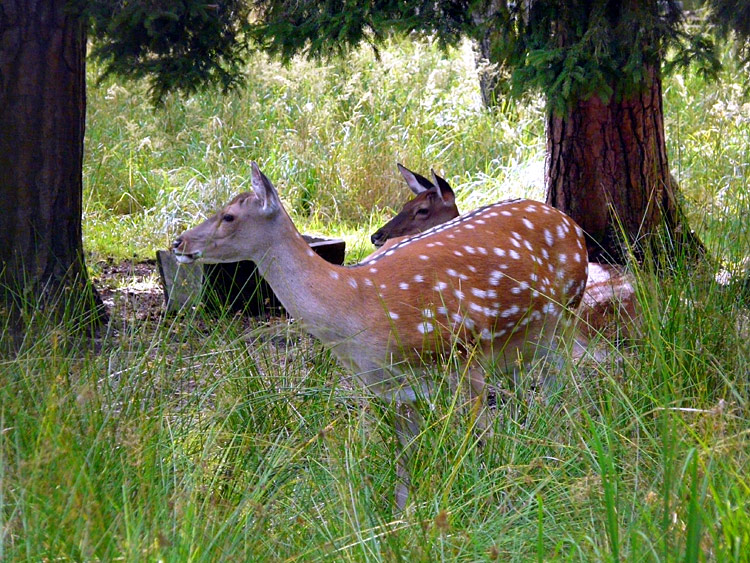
[0,1,105,330]
[545,64,701,264]
[471,0,506,108]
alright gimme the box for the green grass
[82,37,546,261]
[2,35,749,560]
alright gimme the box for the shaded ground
[93,259,166,324]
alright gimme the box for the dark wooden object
[157,236,345,316]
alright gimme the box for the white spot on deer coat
[522,217,535,230]
[509,249,520,260]
[544,229,554,246]
[399,282,409,290]
[417,321,434,334]
[434,281,447,291]
[494,248,506,257]
[501,305,520,318]
[471,288,487,299]
[389,311,399,320]
[330,271,339,280]
[349,278,358,288]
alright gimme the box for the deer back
[351,199,588,368]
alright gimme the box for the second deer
[373,165,639,343]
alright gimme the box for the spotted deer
[371,169,639,345]
[173,162,588,508]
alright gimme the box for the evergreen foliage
[80,1,748,109]
[81,0,251,104]
[709,0,750,59]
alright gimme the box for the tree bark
[0,0,105,329]
[545,64,701,264]
[471,0,506,108]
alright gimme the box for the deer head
[370,164,459,247]
[172,164,293,266]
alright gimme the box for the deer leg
[467,364,493,436]
[393,401,422,510]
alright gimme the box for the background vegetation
[2,36,748,560]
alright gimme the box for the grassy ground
[1,37,749,561]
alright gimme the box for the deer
[361,164,459,262]
[371,168,639,346]
[370,163,459,248]
[172,162,589,509]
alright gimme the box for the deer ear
[430,169,456,205]
[397,163,435,195]
[250,162,280,215]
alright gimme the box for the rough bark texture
[471,0,505,108]
[545,65,699,264]
[474,32,500,107]
[0,0,105,326]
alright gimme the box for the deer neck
[251,218,355,336]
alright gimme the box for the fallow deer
[370,163,459,248]
[173,162,588,508]
[371,169,639,344]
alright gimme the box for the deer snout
[371,230,386,247]
[172,237,183,251]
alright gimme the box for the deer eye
[222,214,235,223]
[416,208,429,217]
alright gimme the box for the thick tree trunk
[0,1,105,329]
[545,65,701,264]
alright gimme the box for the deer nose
[371,231,385,246]
[172,237,183,250]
